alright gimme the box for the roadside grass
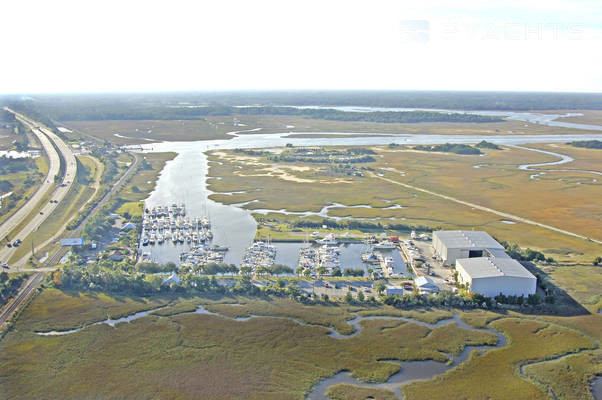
[402,318,597,400]
[0,290,498,399]
[4,183,56,243]
[34,156,48,176]
[326,384,397,400]
[522,349,602,400]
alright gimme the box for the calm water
[136,131,602,266]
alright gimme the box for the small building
[415,276,439,294]
[162,272,180,285]
[122,222,137,231]
[432,230,505,266]
[108,250,125,262]
[455,257,536,297]
[385,286,404,295]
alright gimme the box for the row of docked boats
[141,203,212,247]
[240,241,277,271]
[179,245,228,266]
[298,244,341,275]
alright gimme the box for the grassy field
[60,120,241,145]
[117,152,176,203]
[205,145,602,263]
[1,291,504,399]
[326,384,398,400]
[402,318,597,399]
[545,265,602,313]
[2,290,600,399]
[56,113,599,146]
[523,349,602,400]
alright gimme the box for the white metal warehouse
[432,230,505,266]
[455,256,537,297]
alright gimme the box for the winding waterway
[36,303,506,399]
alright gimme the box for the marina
[133,130,602,271]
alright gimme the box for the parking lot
[400,239,455,292]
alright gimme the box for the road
[0,109,77,270]
[372,173,602,245]
[40,152,140,267]
[0,272,44,329]
[0,111,60,244]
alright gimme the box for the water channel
[35,303,507,399]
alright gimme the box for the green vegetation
[475,140,501,150]
[326,384,397,400]
[523,349,602,400]
[0,157,45,222]
[0,272,28,306]
[402,318,597,400]
[568,139,602,149]
[266,147,377,164]
[0,290,500,399]
[414,143,483,155]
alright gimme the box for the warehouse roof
[434,230,504,250]
[456,257,536,279]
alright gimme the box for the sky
[1,0,601,94]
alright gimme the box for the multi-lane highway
[0,109,77,270]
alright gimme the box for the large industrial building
[455,256,537,297]
[433,230,506,266]
[433,230,537,297]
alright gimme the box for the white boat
[316,233,337,245]
[374,240,396,250]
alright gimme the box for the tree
[317,266,327,277]
[321,293,329,302]
[344,290,353,303]
[375,281,386,296]
[357,291,365,302]
[594,256,602,266]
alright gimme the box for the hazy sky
[1,0,601,94]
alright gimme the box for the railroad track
[0,272,44,328]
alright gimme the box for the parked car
[13,240,21,247]
[1,263,9,269]
[6,243,12,248]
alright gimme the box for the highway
[40,152,140,267]
[0,109,77,270]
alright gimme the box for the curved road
[0,110,77,270]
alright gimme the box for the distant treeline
[292,218,432,233]
[413,143,482,155]
[21,104,502,124]
[567,140,602,149]
[7,91,602,113]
